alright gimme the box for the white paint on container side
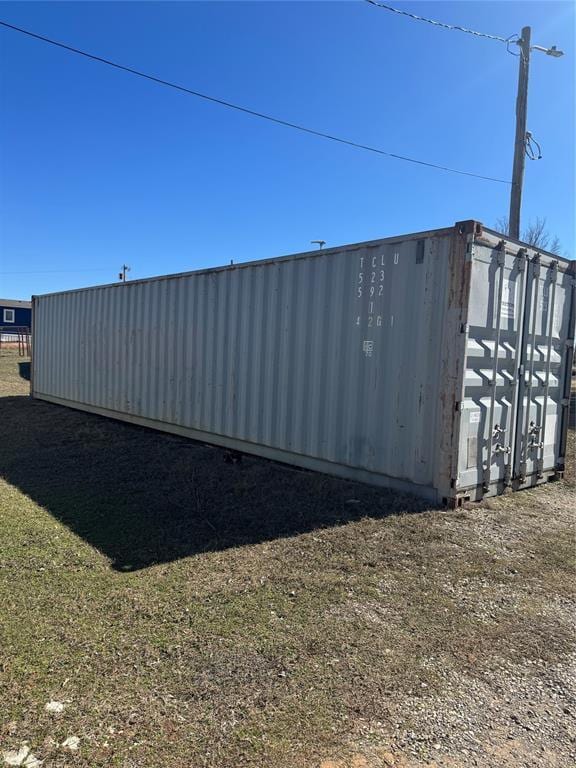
[32,236,457,492]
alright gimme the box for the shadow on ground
[0,396,430,571]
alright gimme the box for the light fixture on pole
[531,44,563,58]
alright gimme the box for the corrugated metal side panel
[33,234,455,489]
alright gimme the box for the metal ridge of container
[34,224,463,299]
[481,226,571,261]
[35,222,572,301]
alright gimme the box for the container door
[457,241,527,495]
[513,255,575,482]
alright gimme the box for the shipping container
[31,221,575,505]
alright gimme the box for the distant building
[0,298,32,328]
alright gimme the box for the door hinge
[549,260,559,278]
[516,248,527,271]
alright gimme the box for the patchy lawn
[0,349,574,768]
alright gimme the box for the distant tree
[494,215,562,255]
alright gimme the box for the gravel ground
[1,350,575,768]
[318,433,575,768]
[346,657,575,768]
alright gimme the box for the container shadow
[0,396,431,572]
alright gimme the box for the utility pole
[119,264,130,282]
[508,29,564,241]
[508,26,531,241]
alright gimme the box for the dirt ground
[0,349,574,768]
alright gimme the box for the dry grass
[0,349,574,768]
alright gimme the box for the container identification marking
[362,340,374,357]
[355,251,386,331]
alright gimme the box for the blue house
[0,298,32,329]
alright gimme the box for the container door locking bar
[483,242,506,492]
[519,256,541,482]
[504,248,527,486]
[535,260,558,478]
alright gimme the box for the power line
[0,19,510,185]
[363,0,514,44]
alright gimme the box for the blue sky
[0,0,574,299]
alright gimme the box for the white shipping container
[32,221,575,505]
